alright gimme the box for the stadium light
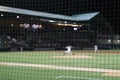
[48,20,56,22]
[73,27,78,31]
[20,24,23,27]
[38,25,42,28]
[17,16,20,18]
[108,39,111,43]
[64,21,67,23]
[79,24,82,27]
[11,24,14,27]
[117,40,120,43]
[71,24,79,27]
[1,14,3,16]
[25,24,30,28]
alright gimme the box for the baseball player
[94,45,98,53]
[64,46,73,55]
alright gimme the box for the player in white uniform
[94,45,98,53]
[64,46,72,55]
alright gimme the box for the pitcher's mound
[102,72,120,77]
[52,55,92,59]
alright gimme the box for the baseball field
[0,50,120,80]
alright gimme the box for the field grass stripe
[0,62,120,73]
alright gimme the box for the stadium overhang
[0,6,99,22]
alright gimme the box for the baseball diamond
[0,0,120,80]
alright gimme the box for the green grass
[0,50,120,80]
[0,65,102,80]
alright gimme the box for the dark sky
[0,0,120,33]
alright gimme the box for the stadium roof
[0,6,99,21]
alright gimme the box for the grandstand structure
[0,6,119,51]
